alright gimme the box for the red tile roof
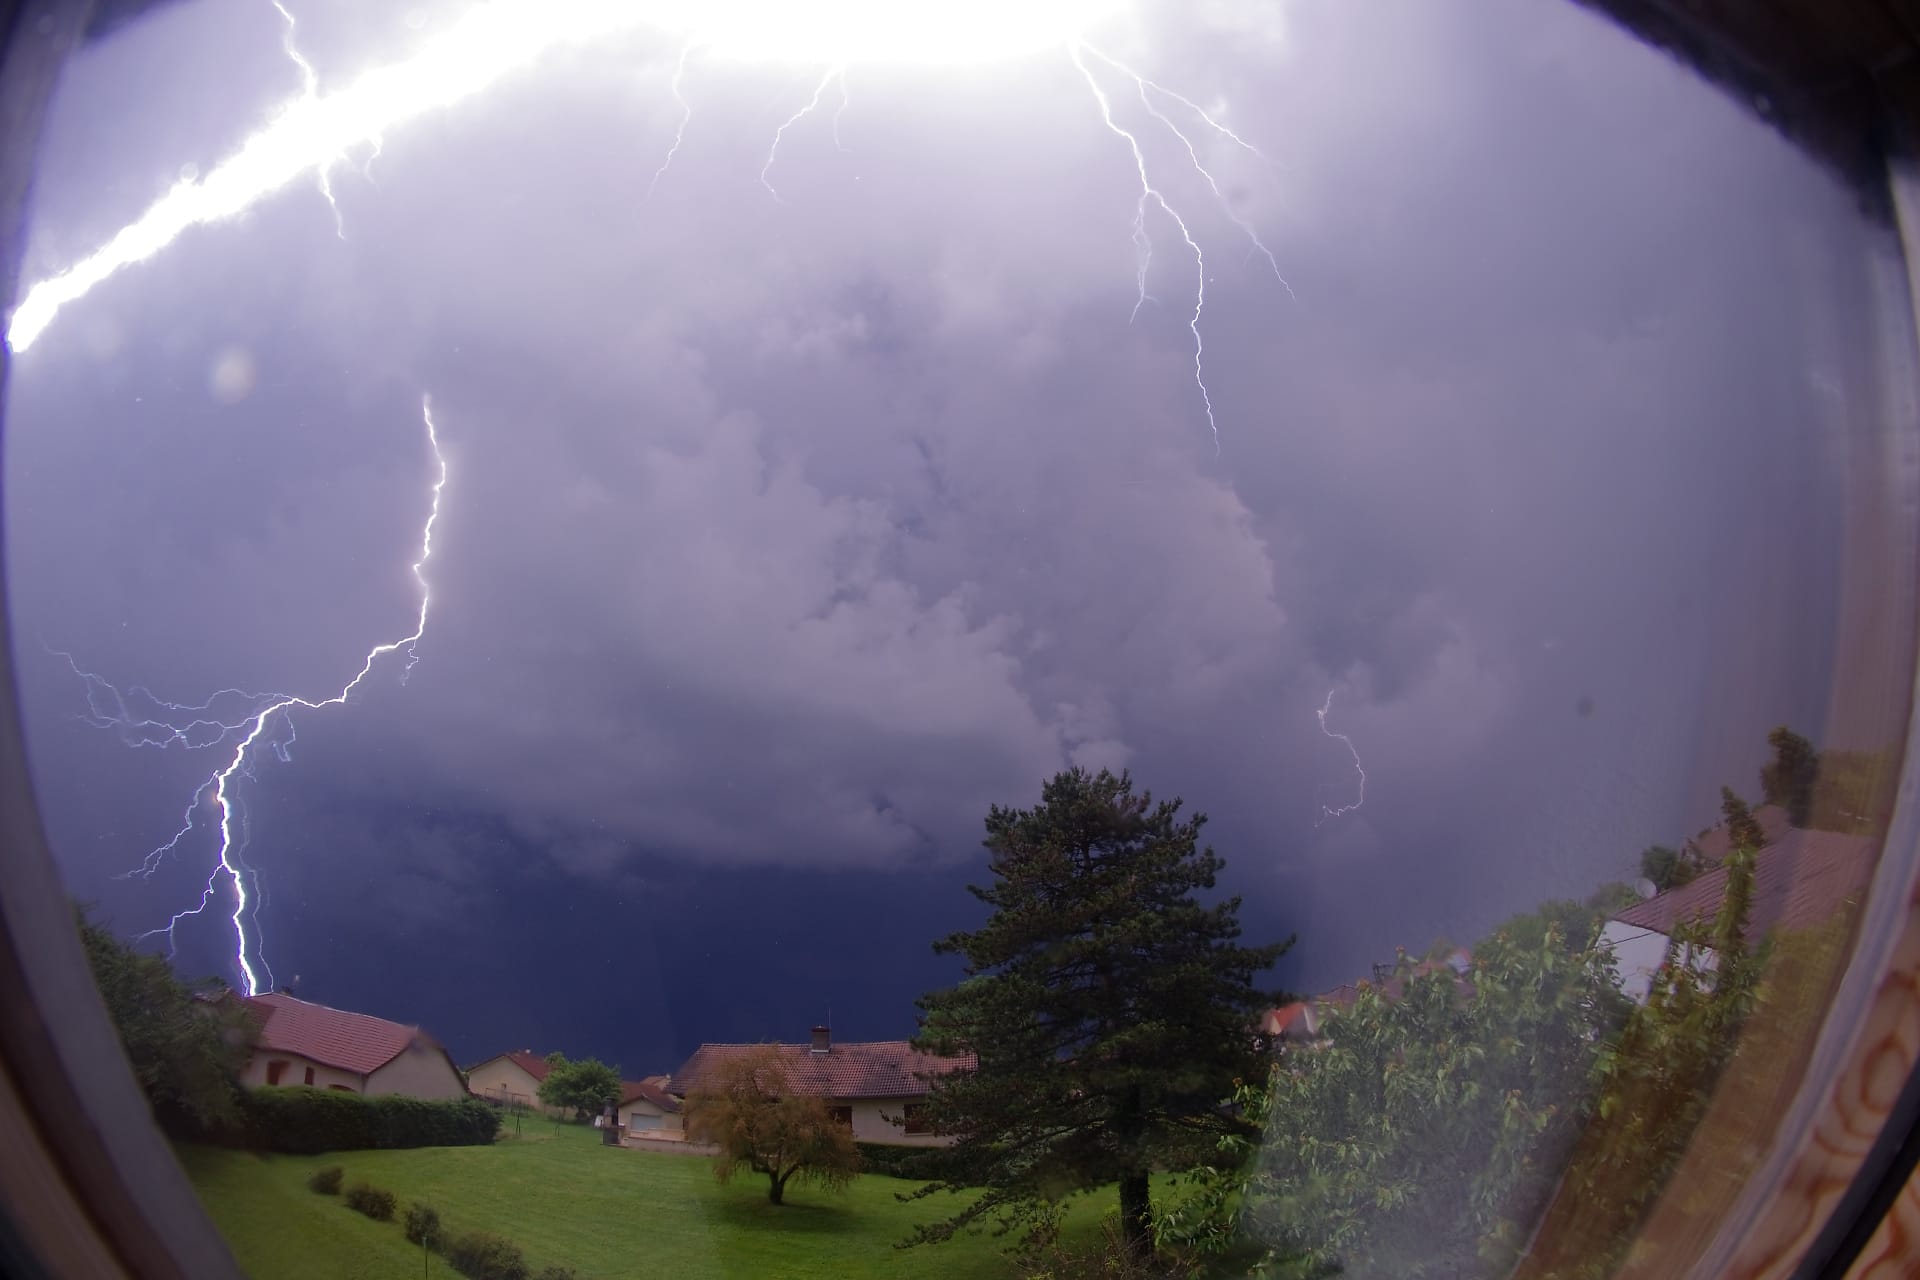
[1260,1002,1315,1037]
[621,1077,680,1113]
[1611,826,1876,938]
[241,991,438,1077]
[1682,804,1792,865]
[466,1050,554,1082]
[670,1041,975,1100]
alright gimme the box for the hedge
[344,1183,396,1221]
[445,1231,530,1280]
[231,1087,501,1154]
[404,1202,442,1247]
[853,1141,938,1181]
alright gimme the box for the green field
[179,1123,1100,1279]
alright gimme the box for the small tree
[1759,726,1819,827]
[535,1054,621,1122]
[682,1046,860,1204]
[77,908,253,1137]
[1638,844,1696,892]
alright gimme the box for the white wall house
[618,1076,682,1134]
[1598,825,1876,1004]
[240,991,466,1100]
[668,1026,972,1148]
[466,1051,569,1117]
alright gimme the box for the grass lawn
[179,1122,1112,1279]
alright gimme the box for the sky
[1,0,1898,1076]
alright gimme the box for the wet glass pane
[5,1,1915,1276]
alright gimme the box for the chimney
[810,1025,831,1055]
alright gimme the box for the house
[618,1075,681,1134]
[1259,948,1478,1052]
[238,991,466,1100]
[1600,824,1876,1002]
[465,1050,566,1117]
[1257,1001,1322,1050]
[669,1026,974,1146]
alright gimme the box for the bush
[343,1183,396,1221]
[306,1165,344,1195]
[854,1141,935,1180]
[445,1231,530,1280]
[232,1087,502,1154]
[404,1201,441,1247]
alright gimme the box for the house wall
[366,1042,468,1100]
[242,1051,362,1093]
[467,1059,567,1116]
[839,1096,950,1146]
[1599,920,1674,1004]
[620,1097,681,1133]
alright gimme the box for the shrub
[343,1183,396,1221]
[853,1141,936,1181]
[233,1087,502,1154]
[445,1231,530,1280]
[404,1201,441,1247]
[305,1165,344,1195]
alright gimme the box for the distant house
[1260,947,1477,1052]
[238,991,465,1100]
[1600,824,1876,1002]
[670,1026,974,1146]
[1257,1001,1322,1050]
[619,1075,681,1134]
[466,1050,567,1116]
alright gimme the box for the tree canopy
[78,908,254,1137]
[535,1053,622,1121]
[1759,725,1819,827]
[1638,843,1698,892]
[1239,926,1629,1278]
[681,1046,861,1204]
[908,767,1292,1259]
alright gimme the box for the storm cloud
[4,0,1887,1066]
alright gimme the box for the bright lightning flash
[1315,688,1366,825]
[269,0,347,238]
[8,3,1286,448]
[67,398,447,994]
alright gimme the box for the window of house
[828,1106,853,1129]
[901,1103,929,1135]
[303,1066,314,1086]
[264,1060,287,1086]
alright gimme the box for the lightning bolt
[831,68,851,152]
[648,41,696,197]
[5,0,658,353]
[1070,42,1217,452]
[1315,688,1366,825]
[270,0,347,239]
[49,647,285,750]
[760,65,844,202]
[1081,46,1294,301]
[67,398,448,994]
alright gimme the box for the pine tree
[906,768,1292,1260]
